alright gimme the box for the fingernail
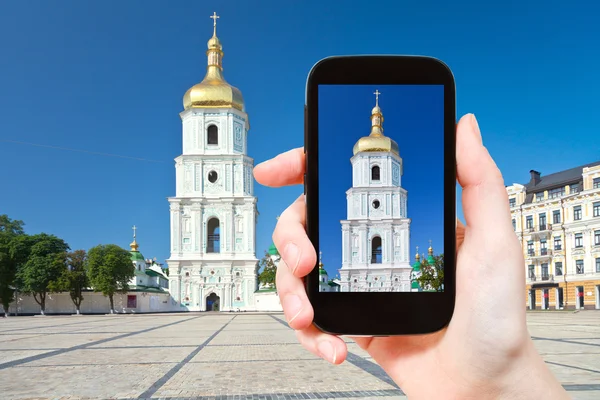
[471,113,482,138]
[284,242,301,274]
[318,341,337,364]
[284,294,303,324]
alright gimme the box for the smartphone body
[304,56,456,336]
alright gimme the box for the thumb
[456,114,511,235]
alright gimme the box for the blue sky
[319,85,444,276]
[1,1,599,277]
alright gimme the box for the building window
[509,198,516,208]
[539,213,547,230]
[371,236,382,264]
[595,230,600,246]
[541,263,549,280]
[371,166,380,181]
[540,239,548,255]
[207,125,218,145]
[527,241,534,256]
[536,192,544,202]
[594,202,600,217]
[555,262,563,276]
[526,216,533,230]
[185,272,190,277]
[570,183,580,194]
[576,259,584,274]
[549,187,565,199]
[512,218,516,231]
[594,177,600,189]
[207,218,221,253]
[553,210,561,224]
[528,265,535,279]
[596,258,600,273]
[575,233,583,248]
[554,236,562,250]
[574,206,582,220]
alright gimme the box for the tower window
[207,125,218,145]
[208,170,218,183]
[372,199,380,209]
[371,166,380,181]
[207,218,220,253]
[371,236,382,264]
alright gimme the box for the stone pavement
[0,311,598,399]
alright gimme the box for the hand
[254,114,568,399]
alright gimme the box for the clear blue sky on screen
[319,85,444,275]
[0,1,598,276]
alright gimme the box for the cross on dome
[210,12,219,35]
[374,90,381,106]
[132,225,137,239]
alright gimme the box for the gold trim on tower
[353,90,399,156]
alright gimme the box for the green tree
[16,234,70,315]
[0,215,25,316]
[86,244,134,313]
[415,254,445,292]
[55,250,88,314]
[258,251,277,289]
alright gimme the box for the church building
[166,13,259,311]
[338,91,413,292]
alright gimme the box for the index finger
[254,147,305,187]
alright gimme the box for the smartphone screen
[317,84,445,293]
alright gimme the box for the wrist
[483,339,568,400]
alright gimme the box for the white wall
[1,291,178,315]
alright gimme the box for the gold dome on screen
[353,90,399,156]
[182,12,245,112]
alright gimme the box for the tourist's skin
[254,114,569,399]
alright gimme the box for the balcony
[530,273,557,288]
[528,248,553,260]
[528,224,552,238]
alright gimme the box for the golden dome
[130,239,139,252]
[182,13,245,112]
[353,90,399,156]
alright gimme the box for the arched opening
[206,293,220,311]
[207,125,218,145]
[371,165,380,181]
[371,236,382,264]
[207,218,220,253]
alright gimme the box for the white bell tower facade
[166,13,258,311]
[338,91,412,292]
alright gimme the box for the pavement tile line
[134,388,405,399]
[531,336,600,348]
[268,314,401,391]
[0,315,204,370]
[546,361,600,374]
[0,316,125,333]
[137,315,237,399]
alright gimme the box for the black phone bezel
[304,55,456,336]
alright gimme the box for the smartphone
[304,56,456,336]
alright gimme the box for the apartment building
[507,161,600,310]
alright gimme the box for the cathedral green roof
[268,243,279,256]
[412,261,421,271]
[427,255,435,264]
[130,251,145,261]
[411,281,420,289]
[319,268,328,275]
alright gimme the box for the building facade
[166,14,259,312]
[507,162,600,310]
[338,92,412,292]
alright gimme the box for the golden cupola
[182,13,245,112]
[352,90,399,156]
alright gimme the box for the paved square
[0,312,599,399]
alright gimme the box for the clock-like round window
[208,171,218,183]
[372,199,380,209]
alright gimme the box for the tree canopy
[86,244,135,312]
